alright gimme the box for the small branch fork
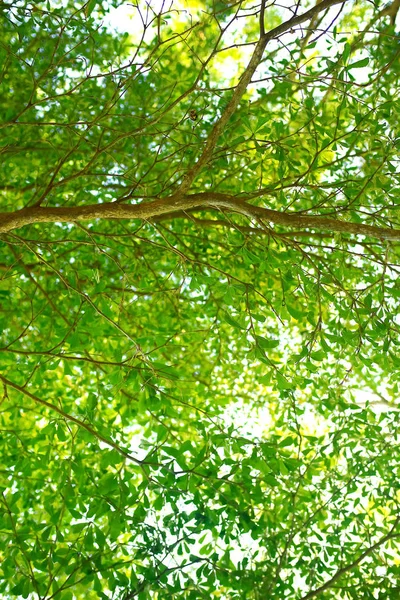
[177,0,350,194]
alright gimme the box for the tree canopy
[1,0,400,598]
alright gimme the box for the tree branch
[177,0,350,193]
[1,192,400,241]
[0,374,144,466]
[300,516,400,599]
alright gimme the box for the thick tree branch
[1,192,400,241]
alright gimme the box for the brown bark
[1,192,399,240]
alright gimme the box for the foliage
[1,0,400,597]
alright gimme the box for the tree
[1,0,400,597]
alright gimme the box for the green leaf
[342,42,351,64]
[223,313,247,330]
[276,373,292,390]
[85,0,100,17]
[256,335,280,349]
[347,57,369,69]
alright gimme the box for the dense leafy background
[1,0,400,598]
